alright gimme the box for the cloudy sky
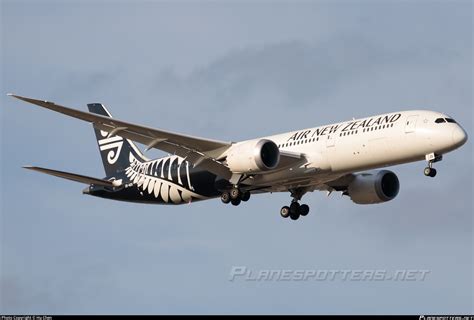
[1,0,472,314]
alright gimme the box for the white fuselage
[240,110,467,191]
[13,93,468,208]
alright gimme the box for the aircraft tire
[299,204,310,216]
[280,206,290,218]
[231,198,241,206]
[221,192,231,204]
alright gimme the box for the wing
[9,94,307,180]
[9,94,234,179]
[318,173,356,194]
[23,165,118,187]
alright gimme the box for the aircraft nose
[452,126,468,147]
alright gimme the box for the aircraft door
[326,133,336,148]
[405,115,418,133]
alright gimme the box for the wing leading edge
[10,94,307,180]
[9,94,233,179]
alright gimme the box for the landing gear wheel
[424,167,431,176]
[424,167,437,177]
[290,212,300,220]
[231,198,241,206]
[299,204,309,216]
[221,192,231,204]
[241,191,251,202]
[230,187,241,200]
[290,202,300,215]
[280,206,290,218]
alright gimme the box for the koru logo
[98,130,123,164]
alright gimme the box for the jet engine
[347,170,400,204]
[226,139,280,173]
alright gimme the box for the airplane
[8,94,468,221]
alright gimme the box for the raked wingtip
[7,93,21,99]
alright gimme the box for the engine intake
[226,139,280,173]
[347,170,400,204]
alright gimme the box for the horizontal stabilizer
[23,166,117,187]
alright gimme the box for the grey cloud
[148,35,460,111]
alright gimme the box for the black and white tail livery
[10,93,468,221]
[87,103,147,179]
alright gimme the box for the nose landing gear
[424,166,437,177]
[424,153,442,178]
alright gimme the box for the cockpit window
[435,118,446,123]
[445,118,456,123]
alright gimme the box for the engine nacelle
[226,139,280,173]
[347,170,400,204]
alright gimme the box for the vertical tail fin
[87,103,147,178]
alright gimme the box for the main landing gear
[280,188,310,221]
[280,202,309,220]
[221,187,250,206]
[424,153,442,178]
